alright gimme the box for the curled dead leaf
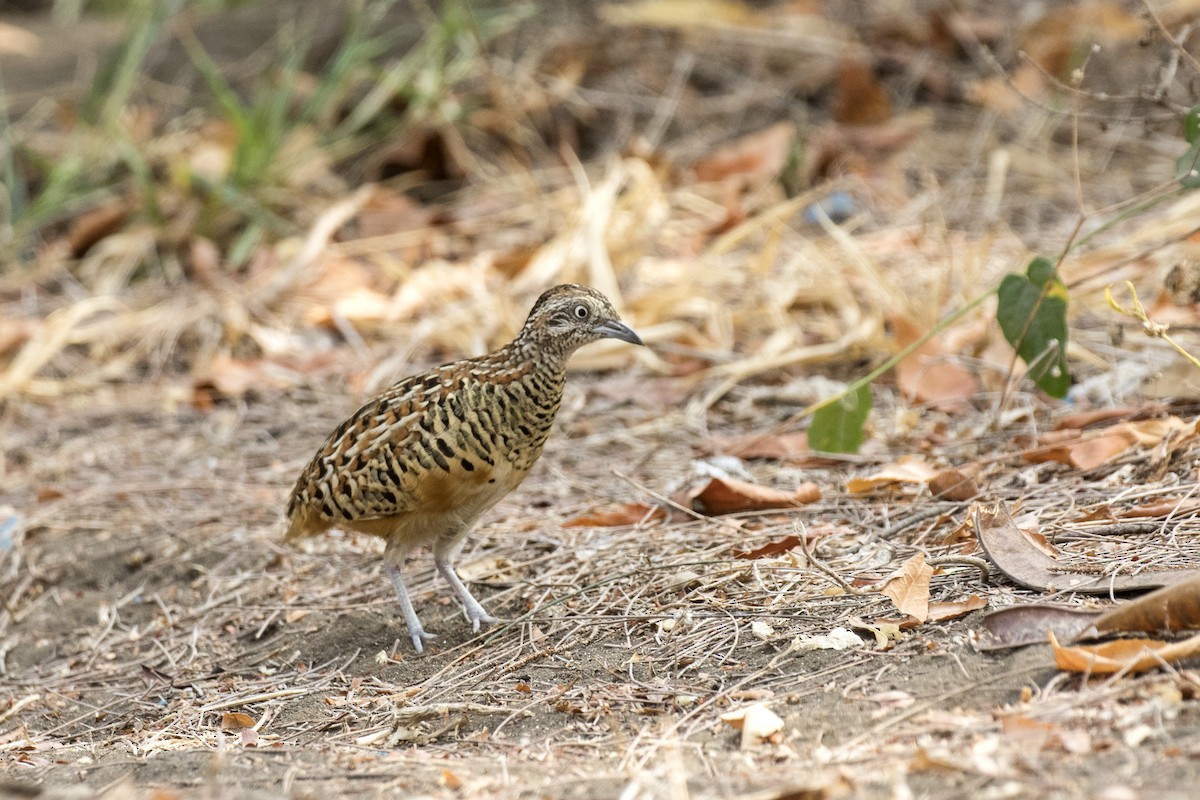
[847,456,938,493]
[221,712,255,730]
[720,702,785,749]
[681,477,820,516]
[927,594,987,622]
[879,553,932,623]
[1049,629,1200,675]
[928,468,979,501]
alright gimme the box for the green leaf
[1184,104,1200,144]
[808,384,872,454]
[997,258,1071,398]
[1177,140,1200,189]
[1176,105,1200,188]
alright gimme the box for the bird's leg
[434,533,501,632]
[383,562,436,653]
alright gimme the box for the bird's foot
[409,627,438,654]
[466,606,503,633]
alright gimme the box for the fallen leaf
[733,535,802,560]
[1049,630,1200,674]
[751,620,774,640]
[456,555,513,583]
[832,58,892,126]
[847,455,938,493]
[692,122,797,186]
[35,486,65,503]
[240,728,259,747]
[1093,573,1200,636]
[681,476,820,516]
[1026,417,1197,471]
[708,431,830,465]
[927,594,987,622]
[193,355,304,404]
[1118,498,1200,518]
[928,468,979,501]
[440,768,463,790]
[974,502,1200,594]
[1000,714,1061,751]
[720,702,785,749]
[1026,427,1136,471]
[879,553,932,623]
[563,503,666,527]
[221,712,255,730]
[1056,407,1144,430]
[977,604,1102,650]
[891,315,979,409]
[67,200,129,257]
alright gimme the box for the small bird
[285,284,643,652]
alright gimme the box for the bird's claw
[468,611,503,633]
[410,629,438,654]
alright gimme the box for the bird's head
[516,284,643,357]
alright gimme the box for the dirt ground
[7,379,1200,799]
[5,1,1200,798]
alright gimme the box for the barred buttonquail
[285,284,643,652]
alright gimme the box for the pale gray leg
[433,533,501,632]
[384,562,436,653]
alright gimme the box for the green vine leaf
[997,256,1071,398]
[1176,104,1200,189]
[808,383,872,454]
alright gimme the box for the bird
[285,284,643,652]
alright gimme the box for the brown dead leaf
[719,703,785,749]
[804,111,930,187]
[1118,498,1200,518]
[67,200,129,258]
[927,594,987,622]
[977,603,1103,650]
[692,122,796,185]
[682,476,820,515]
[1074,505,1115,523]
[1049,630,1200,674]
[35,486,65,503]
[733,535,802,560]
[1094,573,1200,636]
[880,553,932,623]
[847,455,938,493]
[1025,427,1136,471]
[354,187,439,240]
[440,769,463,790]
[928,468,979,501]
[563,503,667,528]
[1028,417,1196,471]
[975,502,1200,595]
[1000,714,1062,752]
[193,355,304,404]
[1056,407,1143,430]
[221,712,255,730]
[891,315,979,409]
[832,58,892,126]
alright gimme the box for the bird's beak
[593,319,644,346]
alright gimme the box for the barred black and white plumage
[285,284,643,652]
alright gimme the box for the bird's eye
[573,305,589,319]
